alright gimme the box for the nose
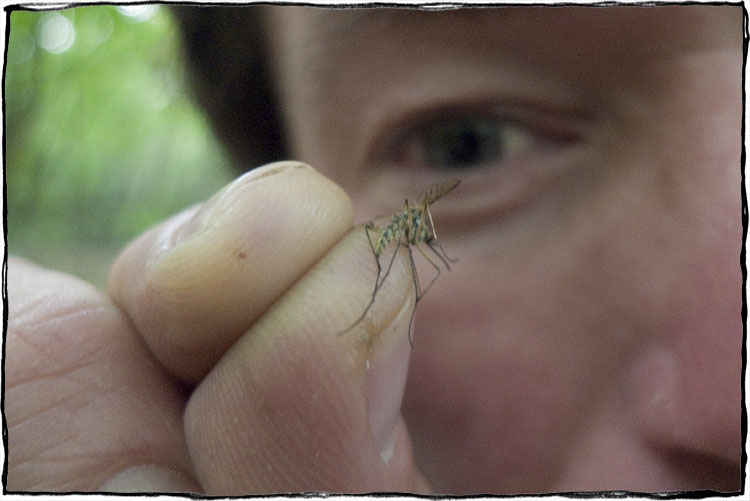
[626,242,742,490]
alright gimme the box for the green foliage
[6,5,235,287]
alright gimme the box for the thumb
[108,161,353,384]
[184,226,429,494]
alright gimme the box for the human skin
[6,5,742,495]
[262,5,743,492]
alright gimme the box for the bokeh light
[116,4,159,23]
[35,12,76,54]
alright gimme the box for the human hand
[7,161,429,494]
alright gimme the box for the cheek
[402,148,742,488]
[402,235,629,490]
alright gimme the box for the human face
[263,6,742,493]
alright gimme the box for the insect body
[339,178,460,343]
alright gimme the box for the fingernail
[365,307,413,463]
[99,465,199,493]
[174,161,311,244]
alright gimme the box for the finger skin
[6,257,199,492]
[108,162,354,384]
[185,227,428,494]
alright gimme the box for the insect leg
[427,239,457,269]
[377,232,402,291]
[422,200,455,266]
[406,245,419,347]
[365,222,382,278]
[413,242,442,299]
[424,200,439,241]
[365,222,384,298]
[336,224,382,336]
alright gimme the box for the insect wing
[419,178,461,205]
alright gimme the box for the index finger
[108,161,353,384]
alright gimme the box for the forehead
[263,6,732,59]
[267,7,510,51]
[262,5,736,96]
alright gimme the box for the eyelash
[360,104,587,226]
[377,111,550,173]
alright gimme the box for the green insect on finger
[337,178,460,345]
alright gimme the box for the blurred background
[6,4,235,288]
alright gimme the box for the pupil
[422,118,501,169]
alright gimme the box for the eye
[381,113,536,171]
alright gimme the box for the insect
[339,178,460,344]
